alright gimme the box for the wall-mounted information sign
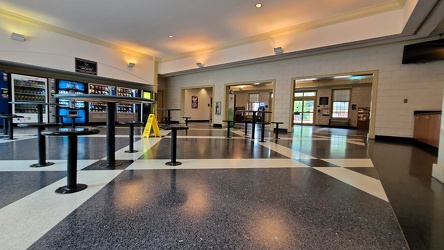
[319,97,329,105]
[75,57,97,75]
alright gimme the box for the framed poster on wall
[192,96,198,109]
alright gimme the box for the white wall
[312,85,372,127]
[0,15,155,85]
[159,9,404,74]
[166,40,444,138]
[183,88,212,121]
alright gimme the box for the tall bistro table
[10,101,62,167]
[236,110,272,139]
[54,94,154,168]
[158,108,181,125]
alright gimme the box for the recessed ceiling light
[168,35,173,38]
[256,3,262,8]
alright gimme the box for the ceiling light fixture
[333,75,351,79]
[168,35,173,38]
[196,62,204,68]
[256,3,262,8]
[11,32,25,42]
[273,46,284,55]
[127,62,136,68]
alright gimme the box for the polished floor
[0,123,443,249]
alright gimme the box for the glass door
[293,92,316,125]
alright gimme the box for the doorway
[181,86,214,124]
[292,72,376,139]
[225,81,275,123]
[293,91,316,125]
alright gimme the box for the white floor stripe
[0,170,123,249]
[0,160,98,172]
[321,159,374,168]
[346,140,366,146]
[127,158,310,170]
[313,167,388,202]
[259,141,315,160]
[0,135,36,143]
[114,137,162,160]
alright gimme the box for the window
[248,93,260,110]
[332,89,350,118]
[249,93,259,102]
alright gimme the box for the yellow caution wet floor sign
[142,114,161,138]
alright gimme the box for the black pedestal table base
[165,125,188,166]
[42,127,100,194]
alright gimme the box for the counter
[413,111,441,147]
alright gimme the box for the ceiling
[1,0,444,74]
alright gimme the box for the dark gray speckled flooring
[0,123,442,249]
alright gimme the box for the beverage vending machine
[10,74,48,123]
[57,79,87,125]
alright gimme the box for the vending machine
[141,90,153,123]
[57,79,87,125]
[0,71,10,128]
[116,87,140,122]
[10,74,48,123]
[88,83,115,123]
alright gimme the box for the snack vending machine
[57,79,87,125]
[10,74,48,123]
[88,83,115,123]
[116,87,140,122]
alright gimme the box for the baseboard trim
[375,135,438,155]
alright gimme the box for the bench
[329,118,350,127]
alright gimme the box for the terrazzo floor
[0,123,442,249]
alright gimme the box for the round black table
[236,110,272,139]
[18,123,62,167]
[10,102,63,167]
[42,127,100,194]
[164,125,188,166]
[158,108,181,125]
[0,114,24,140]
[61,114,82,128]
[54,94,154,168]
[9,101,60,124]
